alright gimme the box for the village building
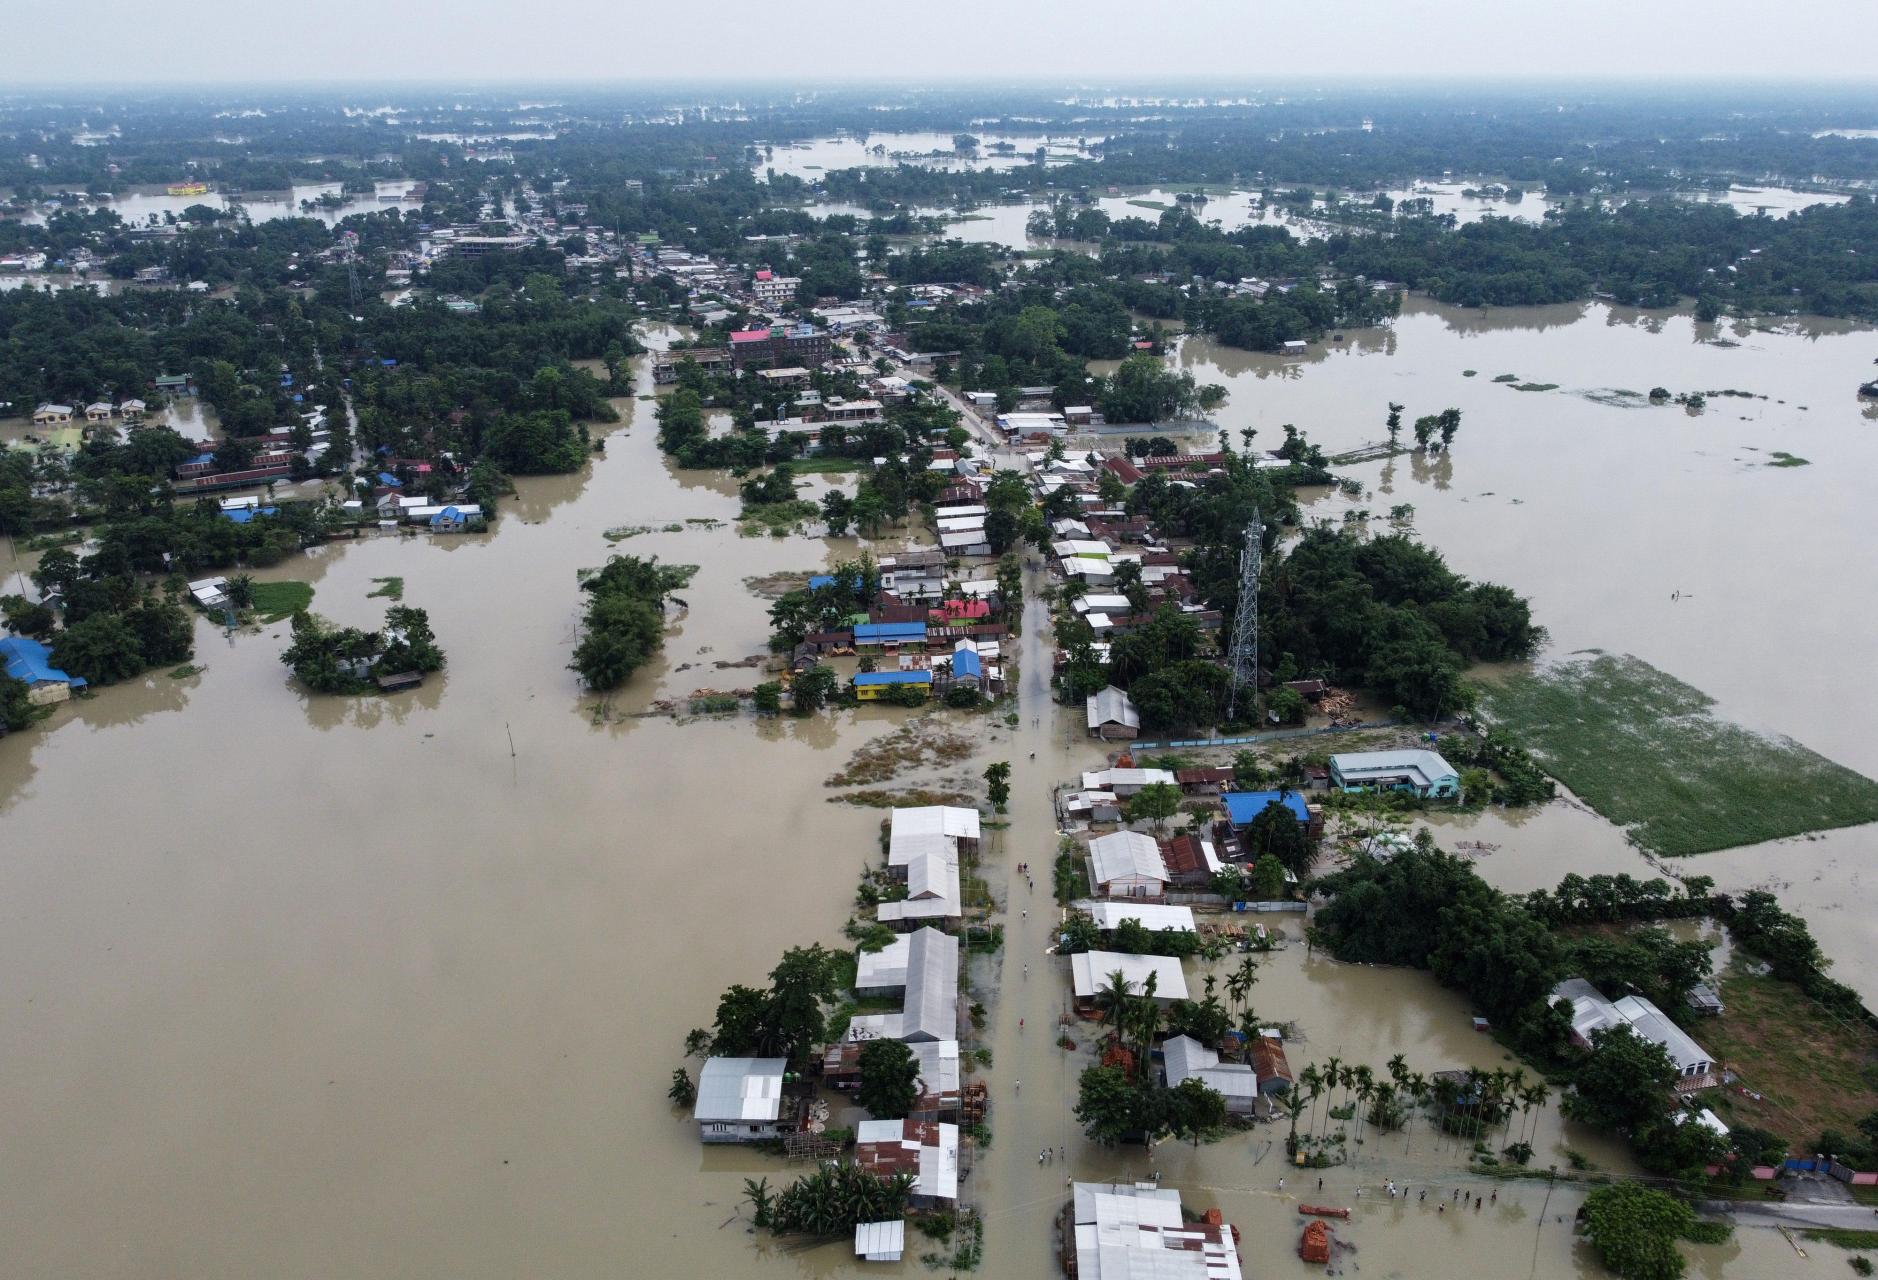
[1221,789,1321,838]
[1069,951,1188,1008]
[694,1057,794,1143]
[32,403,73,425]
[1080,766,1178,797]
[1248,1034,1295,1094]
[854,1220,906,1263]
[1067,1181,1243,1280]
[847,927,959,1041]
[1087,830,1169,899]
[1328,749,1461,799]
[853,1118,960,1209]
[0,636,88,705]
[1552,978,1715,1080]
[1074,901,1197,935]
[854,669,932,702]
[1160,832,1225,887]
[1161,1035,1262,1115]
[1085,686,1140,740]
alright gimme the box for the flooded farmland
[1,300,1874,1279]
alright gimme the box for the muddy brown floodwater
[0,305,1869,1278]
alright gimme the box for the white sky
[12,0,1878,83]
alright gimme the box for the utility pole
[1225,511,1262,722]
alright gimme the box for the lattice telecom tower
[341,230,362,313]
[1225,512,1262,721]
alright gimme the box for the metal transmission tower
[1225,512,1263,721]
[341,230,362,314]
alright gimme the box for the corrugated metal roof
[1088,831,1167,887]
[1087,686,1140,730]
[694,1057,787,1123]
[854,621,927,641]
[855,670,932,686]
[1076,901,1196,933]
[902,927,959,1042]
[1070,952,1187,1002]
[1222,790,1310,825]
[854,1219,905,1259]
[2,636,87,690]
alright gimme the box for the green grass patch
[1767,452,1811,467]
[784,455,867,475]
[248,580,314,623]
[167,664,201,679]
[367,576,404,600]
[1126,198,1172,211]
[1479,653,1878,856]
[1800,1228,1878,1251]
[1698,967,1878,1150]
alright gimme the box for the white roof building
[1087,686,1140,736]
[1551,979,1714,1078]
[1071,1182,1243,1280]
[1076,901,1197,934]
[1081,767,1178,796]
[1087,830,1169,897]
[849,927,958,1043]
[854,1219,906,1262]
[1162,1035,1262,1114]
[855,935,912,991]
[889,806,980,867]
[1070,951,1188,1004]
[696,1056,786,1122]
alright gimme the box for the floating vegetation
[604,523,685,541]
[834,788,977,809]
[1580,388,1650,408]
[738,499,820,538]
[367,576,404,600]
[1461,369,1478,377]
[1491,373,1520,383]
[1766,452,1811,467]
[167,664,202,679]
[826,719,976,788]
[1480,652,1878,857]
[1509,381,1559,393]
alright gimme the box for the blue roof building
[951,648,983,680]
[1,635,88,694]
[376,471,402,488]
[222,505,279,524]
[854,621,927,646]
[854,669,933,701]
[806,571,864,593]
[1222,790,1311,826]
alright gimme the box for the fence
[1780,1158,1878,1183]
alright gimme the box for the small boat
[1298,1205,1351,1219]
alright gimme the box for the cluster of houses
[1061,1182,1244,1279]
[692,806,983,1260]
[1551,977,1717,1086]
[788,559,1010,705]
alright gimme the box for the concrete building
[854,1220,906,1263]
[1069,1182,1243,1280]
[751,270,801,306]
[728,324,832,371]
[1329,749,1461,799]
[1080,767,1178,797]
[847,927,959,1040]
[695,1057,792,1143]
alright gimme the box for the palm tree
[1352,1065,1376,1140]
[1097,971,1131,1031]
[1524,1082,1551,1146]
[1298,1065,1324,1140]
[1503,1067,1529,1145]
[1318,1057,1342,1136]
[1284,1090,1307,1145]
[1387,1053,1407,1091]
[1404,1072,1429,1153]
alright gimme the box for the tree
[985,761,1011,812]
[223,574,255,609]
[1075,1065,1145,1145]
[1581,1182,1697,1280]
[49,612,144,685]
[792,663,838,713]
[1413,414,1439,449]
[668,1068,695,1106]
[752,681,783,715]
[856,1039,921,1119]
[1565,1025,1680,1135]
[1123,780,1181,830]
[1250,853,1287,899]
[1,594,56,639]
[1231,750,1265,791]
[1166,1077,1229,1142]
[1437,408,1462,449]
[820,489,854,536]
[378,605,445,674]
[1244,800,1313,877]
[1385,402,1403,448]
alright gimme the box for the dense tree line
[569,554,694,690]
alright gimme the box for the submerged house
[1069,951,1188,1009]
[853,1119,960,1209]
[1085,686,1140,740]
[1161,1034,1261,1116]
[0,636,88,705]
[695,1057,794,1143]
[1087,830,1169,900]
[1069,1182,1243,1280]
[1552,978,1715,1080]
[846,927,959,1043]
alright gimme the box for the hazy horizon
[12,0,1878,86]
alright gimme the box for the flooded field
[15,180,420,228]
[1,303,1873,1277]
[756,131,1099,181]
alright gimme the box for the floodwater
[0,304,1869,1277]
[1159,297,1878,999]
[754,132,1097,182]
[18,181,420,228]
